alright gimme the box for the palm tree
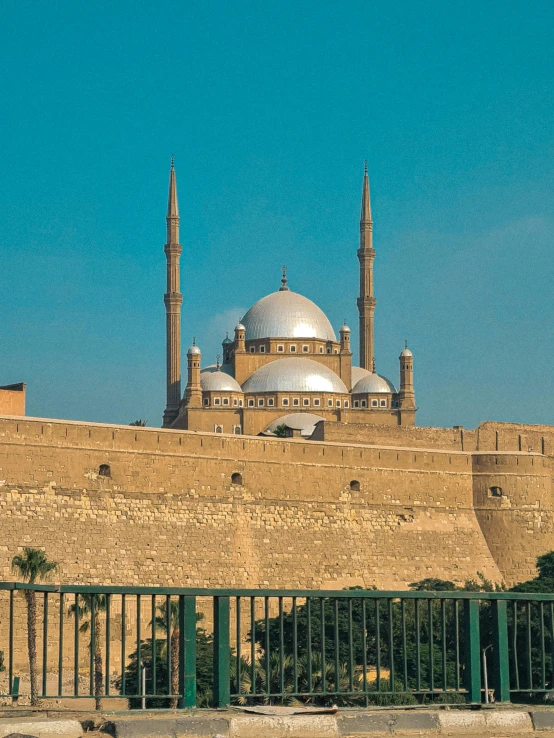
[150,600,180,708]
[150,602,207,708]
[11,548,58,706]
[68,594,107,710]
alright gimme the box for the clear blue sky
[1,0,553,429]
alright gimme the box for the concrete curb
[230,714,337,737]
[532,711,554,731]
[0,718,83,738]
[109,708,552,737]
[2,709,551,738]
[436,710,533,733]
[338,712,439,735]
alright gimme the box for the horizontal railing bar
[230,690,469,697]
[36,693,182,698]
[12,583,58,591]
[5,583,554,600]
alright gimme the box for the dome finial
[192,336,196,346]
[170,154,175,170]
[404,339,408,349]
[372,357,376,373]
[216,354,221,370]
[279,265,289,291]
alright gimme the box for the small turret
[222,333,232,364]
[398,341,415,410]
[340,323,351,354]
[185,340,202,408]
[234,321,246,353]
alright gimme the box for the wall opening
[350,480,360,492]
[231,472,243,485]
[489,486,503,497]
[99,464,111,478]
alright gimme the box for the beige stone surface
[230,714,338,737]
[0,385,25,417]
[0,414,552,595]
[0,416,509,590]
[0,717,82,737]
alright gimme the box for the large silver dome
[352,373,397,394]
[242,358,347,394]
[241,290,337,341]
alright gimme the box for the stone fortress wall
[0,416,553,590]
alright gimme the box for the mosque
[1,161,553,593]
[163,161,416,437]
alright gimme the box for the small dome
[352,373,397,394]
[242,358,347,394]
[200,371,242,392]
[187,345,201,356]
[241,290,336,341]
[351,366,372,386]
[264,413,325,437]
[340,324,351,333]
[235,322,246,332]
[222,335,232,345]
[400,348,413,357]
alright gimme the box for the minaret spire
[361,161,372,223]
[166,155,179,241]
[357,162,376,370]
[162,157,183,427]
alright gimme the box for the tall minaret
[162,157,183,427]
[357,163,376,371]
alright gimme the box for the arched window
[489,486,503,497]
[232,472,243,485]
[99,464,111,478]
[350,480,360,492]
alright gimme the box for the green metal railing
[0,583,553,708]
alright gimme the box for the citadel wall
[0,415,511,590]
[315,420,554,458]
[477,421,554,456]
[313,421,476,450]
[473,452,554,586]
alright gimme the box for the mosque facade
[162,162,416,437]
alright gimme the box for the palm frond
[11,548,58,584]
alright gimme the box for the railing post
[213,596,231,708]
[178,596,197,708]
[463,599,481,703]
[491,599,510,702]
[183,596,197,708]
[11,676,20,706]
